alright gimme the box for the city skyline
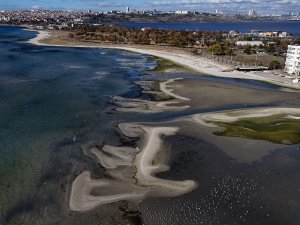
[0,0,299,14]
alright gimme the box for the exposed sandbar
[69,124,197,212]
[196,107,300,124]
[159,79,190,101]
[114,79,190,113]
[134,126,196,195]
[69,171,147,212]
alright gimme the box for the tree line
[66,24,235,53]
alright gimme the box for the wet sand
[168,78,300,110]
[114,79,190,113]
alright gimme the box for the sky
[0,0,299,14]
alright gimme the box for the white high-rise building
[285,45,300,75]
[248,9,257,16]
[175,10,191,15]
[126,7,130,13]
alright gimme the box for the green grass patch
[213,115,300,145]
[149,57,187,73]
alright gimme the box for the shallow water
[0,26,154,224]
[1,26,300,225]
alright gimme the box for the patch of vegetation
[150,57,186,74]
[207,43,233,56]
[243,45,257,55]
[269,60,282,69]
[213,115,300,145]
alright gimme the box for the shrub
[269,60,281,70]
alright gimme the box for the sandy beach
[27,30,300,90]
[26,30,50,45]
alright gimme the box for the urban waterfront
[114,21,300,37]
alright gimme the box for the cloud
[148,0,300,13]
[150,0,299,5]
[96,2,128,7]
[79,0,129,8]
[32,5,42,9]
[1,0,298,13]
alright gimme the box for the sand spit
[69,124,197,212]
[114,79,190,113]
[26,30,50,45]
[159,79,190,101]
[195,107,300,125]
[114,96,189,113]
[134,126,196,194]
[90,145,137,169]
[69,171,147,212]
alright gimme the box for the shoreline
[26,29,50,45]
[27,29,300,90]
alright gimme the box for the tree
[294,38,300,45]
[243,45,252,55]
[68,33,75,39]
[266,44,275,54]
[243,36,252,41]
[191,48,198,54]
[208,44,225,55]
[262,39,267,46]
[269,60,281,70]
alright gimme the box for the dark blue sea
[113,21,300,37]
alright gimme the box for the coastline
[26,29,300,90]
[26,29,51,44]
[3,25,300,224]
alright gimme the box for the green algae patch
[213,115,300,145]
[150,57,190,74]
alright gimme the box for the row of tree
[66,24,300,59]
[67,24,237,54]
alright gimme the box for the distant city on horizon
[1,8,300,17]
[0,0,299,16]
[1,7,300,19]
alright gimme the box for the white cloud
[31,5,42,9]
[96,2,126,7]
[149,0,300,13]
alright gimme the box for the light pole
[231,47,233,65]
[255,52,258,68]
